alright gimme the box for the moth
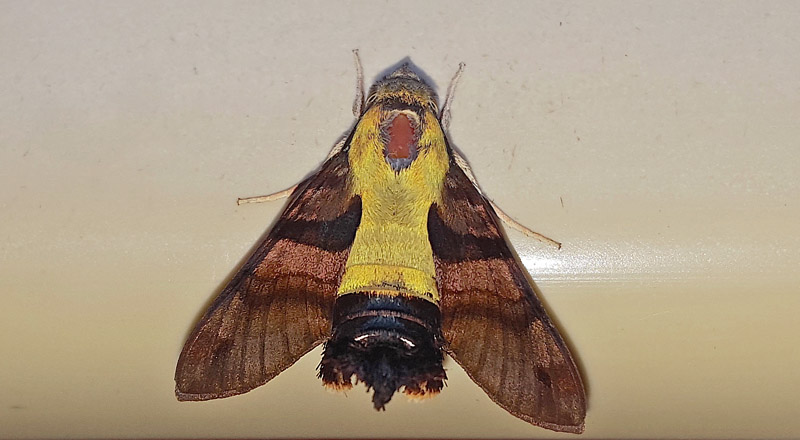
[175,55,586,433]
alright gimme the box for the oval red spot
[386,114,415,159]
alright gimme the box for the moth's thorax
[339,99,449,303]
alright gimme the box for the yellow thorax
[338,105,450,303]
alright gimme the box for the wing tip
[495,397,586,434]
[446,352,586,434]
[174,385,245,402]
[535,420,585,434]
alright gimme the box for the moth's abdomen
[318,292,446,409]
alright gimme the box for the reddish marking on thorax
[386,114,415,159]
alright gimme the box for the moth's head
[358,64,445,172]
[318,293,446,409]
[365,64,439,114]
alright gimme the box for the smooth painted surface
[1,2,799,438]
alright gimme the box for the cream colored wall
[2,2,799,438]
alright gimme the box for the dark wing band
[175,150,361,401]
[429,157,586,433]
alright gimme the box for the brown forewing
[175,150,361,401]
[428,157,586,433]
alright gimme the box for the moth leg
[440,62,466,131]
[236,185,297,205]
[236,133,350,205]
[352,49,365,116]
[451,149,562,249]
[488,199,562,249]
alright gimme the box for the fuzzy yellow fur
[337,107,449,303]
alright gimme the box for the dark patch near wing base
[427,206,511,262]
[273,201,361,252]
